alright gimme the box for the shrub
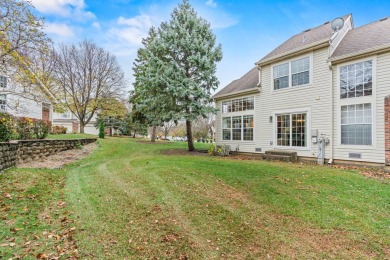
[208,144,216,156]
[15,117,34,140]
[51,125,68,134]
[98,122,105,139]
[33,119,51,139]
[0,112,16,142]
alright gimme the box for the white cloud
[92,22,101,29]
[109,14,154,46]
[31,0,95,21]
[206,0,217,8]
[44,23,75,38]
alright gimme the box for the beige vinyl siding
[215,94,260,153]
[332,52,390,163]
[258,47,332,157]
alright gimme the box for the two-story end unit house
[0,75,52,121]
[213,14,390,166]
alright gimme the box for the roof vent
[323,21,330,25]
[380,17,388,22]
[303,29,311,33]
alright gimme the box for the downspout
[328,61,334,164]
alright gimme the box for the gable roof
[213,67,259,99]
[257,14,351,66]
[330,17,390,61]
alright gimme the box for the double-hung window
[341,104,372,145]
[339,59,373,146]
[0,95,6,111]
[222,115,254,141]
[0,76,6,88]
[273,57,310,90]
[276,113,307,147]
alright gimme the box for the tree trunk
[151,126,157,142]
[186,120,195,151]
[79,122,85,133]
[133,131,136,138]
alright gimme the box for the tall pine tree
[157,0,222,151]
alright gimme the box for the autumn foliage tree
[0,0,57,105]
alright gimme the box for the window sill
[338,144,376,150]
[272,83,312,94]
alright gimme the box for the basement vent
[349,153,362,159]
[255,148,262,152]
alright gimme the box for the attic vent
[323,21,330,25]
[349,153,362,159]
[303,29,311,32]
[380,17,388,22]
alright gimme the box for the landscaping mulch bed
[17,142,97,169]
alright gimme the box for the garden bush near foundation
[0,112,52,141]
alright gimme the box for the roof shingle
[213,67,258,99]
[330,17,390,60]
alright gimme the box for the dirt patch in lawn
[161,148,209,156]
[17,142,97,169]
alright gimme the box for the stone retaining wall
[0,138,97,172]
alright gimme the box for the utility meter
[311,129,318,144]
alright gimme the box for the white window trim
[221,114,255,142]
[271,52,313,92]
[336,55,377,149]
[273,107,311,151]
[221,95,255,114]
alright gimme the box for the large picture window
[0,76,6,88]
[273,57,310,90]
[340,60,372,99]
[276,113,307,147]
[222,97,254,113]
[222,115,253,141]
[341,103,372,145]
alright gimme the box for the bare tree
[54,40,126,133]
[159,121,176,139]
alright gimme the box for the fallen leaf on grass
[36,253,49,259]
[4,193,12,199]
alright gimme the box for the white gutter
[213,87,260,100]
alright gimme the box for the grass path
[1,137,389,259]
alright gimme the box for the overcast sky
[30,0,390,94]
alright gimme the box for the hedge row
[0,112,52,142]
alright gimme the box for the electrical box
[311,129,318,144]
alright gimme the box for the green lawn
[1,138,389,259]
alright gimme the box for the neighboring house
[52,111,99,135]
[213,14,390,165]
[0,75,52,121]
